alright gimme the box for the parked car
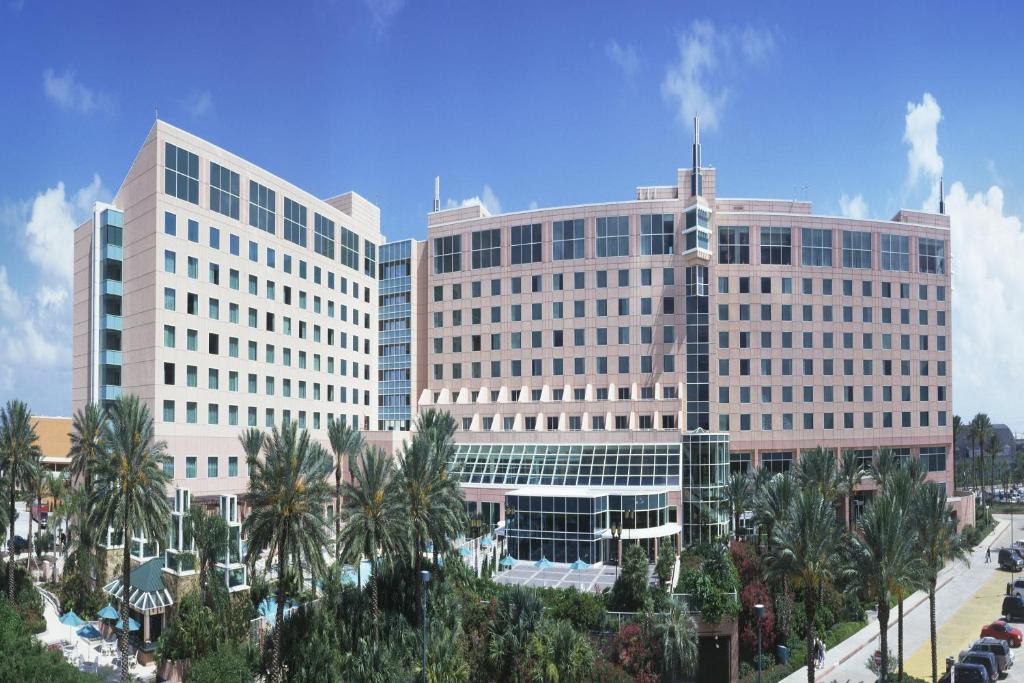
[981,620,1024,647]
[972,637,1014,672]
[959,649,1000,680]
[939,662,990,683]
[1008,579,1024,601]
[999,548,1024,572]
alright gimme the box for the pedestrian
[987,547,992,563]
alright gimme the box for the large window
[471,228,501,269]
[340,227,359,270]
[842,230,872,269]
[718,226,750,264]
[434,234,462,274]
[921,446,946,472]
[918,237,946,274]
[596,216,629,257]
[364,240,376,277]
[313,213,335,259]
[209,162,240,219]
[248,181,276,234]
[760,227,792,265]
[553,219,584,260]
[880,234,910,271]
[283,198,307,247]
[761,451,793,473]
[640,214,674,255]
[801,228,832,266]
[164,142,198,204]
[510,224,542,264]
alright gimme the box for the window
[918,237,946,274]
[842,230,872,268]
[164,142,198,203]
[207,456,219,478]
[364,241,376,277]
[186,457,197,479]
[433,235,462,273]
[249,181,276,233]
[509,223,542,264]
[209,162,240,219]
[760,227,792,264]
[283,198,307,247]
[881,234,910,271]
[801,228,832,266]
[553,219,584,260]
[921,446,946,472]
[596,216,630,257]
[163,325,175,348]
[718,226,750,264]
[340,227,359,270]
[640,214,674,255]
[313,213,335,258]
[471,228,501,269]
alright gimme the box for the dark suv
[939,662,990,683]
[999,548,1024,572]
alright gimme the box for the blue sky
[2,1,1023,428]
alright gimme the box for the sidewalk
[780,516,1010,683]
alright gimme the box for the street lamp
[471,517,482,576]
[502,505,516,569]
[755,603,765,683]
[611,525,622,578]
[420,570,431,683]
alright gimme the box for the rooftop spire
[939,176,945,215]
[691,114,703,198]
[433,176,440,213]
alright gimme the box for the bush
[540,587,608,632]
[739,582,775,659]
[186,643,252,683]
[608,545,651,612]
[0,597,99,681]
[654,543,675,587]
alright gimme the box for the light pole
[755,603,765,683]
[420,570,431,683]
[502,504,516,570]
[471,517,482,576]
[611,525,621,578]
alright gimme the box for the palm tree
[69,403,108,484]
[987,432,1002,499]
[488,585,544,680]
[914,483,970,683]
[186,504,228,606]
[90,395,172,683]
[396,434,466,569]
[796,447,842,504]
[838,450,866,530]
[766,489,844,683]
[243,421,333,683]
[525,618,595,683]
[953,414,963,456]
[338,447,409,620]
[326,418,364,562]
[724,472,752,540]
[754,471,796,551]
[652,603,699,682]
[415,408,457,462]
[969,414,993,494]
[62,484,100,588]
[0,400,43,600]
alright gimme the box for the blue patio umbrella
[114,616,141,631]
[569,558,590,571]
[97,604,119,620]
[459,545,472,557]
[59,611,86,627]
[534,555,552,569]
[500,555,517,569]
[480,535,493,548]
[340,566,358,586]
[76,624,102,640]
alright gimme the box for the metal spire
[691,115,703,198]
[433,176,440,213]
[939,176,945,215]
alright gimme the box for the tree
[326,418,364,562]
[655,542,676,588]
[488,586,544,681]
[609,544,651,612]
[766,490,844,683]
[525,618,595,683]
[838,450,866,530]
[186,505,229,607]
[652,604,698,683]
[90,395,172,683]
[882,466,926,680]
[848,491,920,683]
[724,472,752,540]
[0,400,43,601]
[243,421,332,683]
[796,447,841,503]
[969,414,993,495]
[987,431,1002,500]
[69,403,108,484]
[338,446,410,620]
[914,483,970,683]
[186,642,252,683]
[953,414,962,458]
[754,472,795,552]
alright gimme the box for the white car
[1009,578,1024,600]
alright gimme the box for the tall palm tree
[396,434,466,570]
[969,414,993,494]
[754,471,796,552]
[838,450,866,530]
[338,447,410,620]
[914,483,970,683]
[90,395,172,683]
[326,418,364,562]
[63,484,100,587]
[870,448,900,490]
[238,427,265,464]
[243,421,333,683]
[69,403,108,484]
[766,489,844,683]
[653,603,699,682]
[953,414,962,458]
[186,504,228,607]
[0,400,43,600]
[724,472,752,540]
[415,408,458,462]
[796,447,842,504]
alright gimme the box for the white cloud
[362,0,403,32]
[605,40,639,78]
[42,69,113,115]
[903,93,943,187]
[446,185,502,216]
[661,21,775,131]
[527,200,539,211]
[839,193,869,219]
[185,90,213,117]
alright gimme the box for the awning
[103,557,174,613]
[600,522,682,541]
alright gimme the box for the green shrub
[0,597,99,681]
[186,643,252,683]
[540,587,608,632]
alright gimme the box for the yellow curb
[904,570,1010,679]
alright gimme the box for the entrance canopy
[103,557,174,613]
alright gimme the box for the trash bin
[777,644,790,665]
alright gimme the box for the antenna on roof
[433,176,440,213]
[939,176,945,215]
[691,114,702,198]
[155,106,159,121]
